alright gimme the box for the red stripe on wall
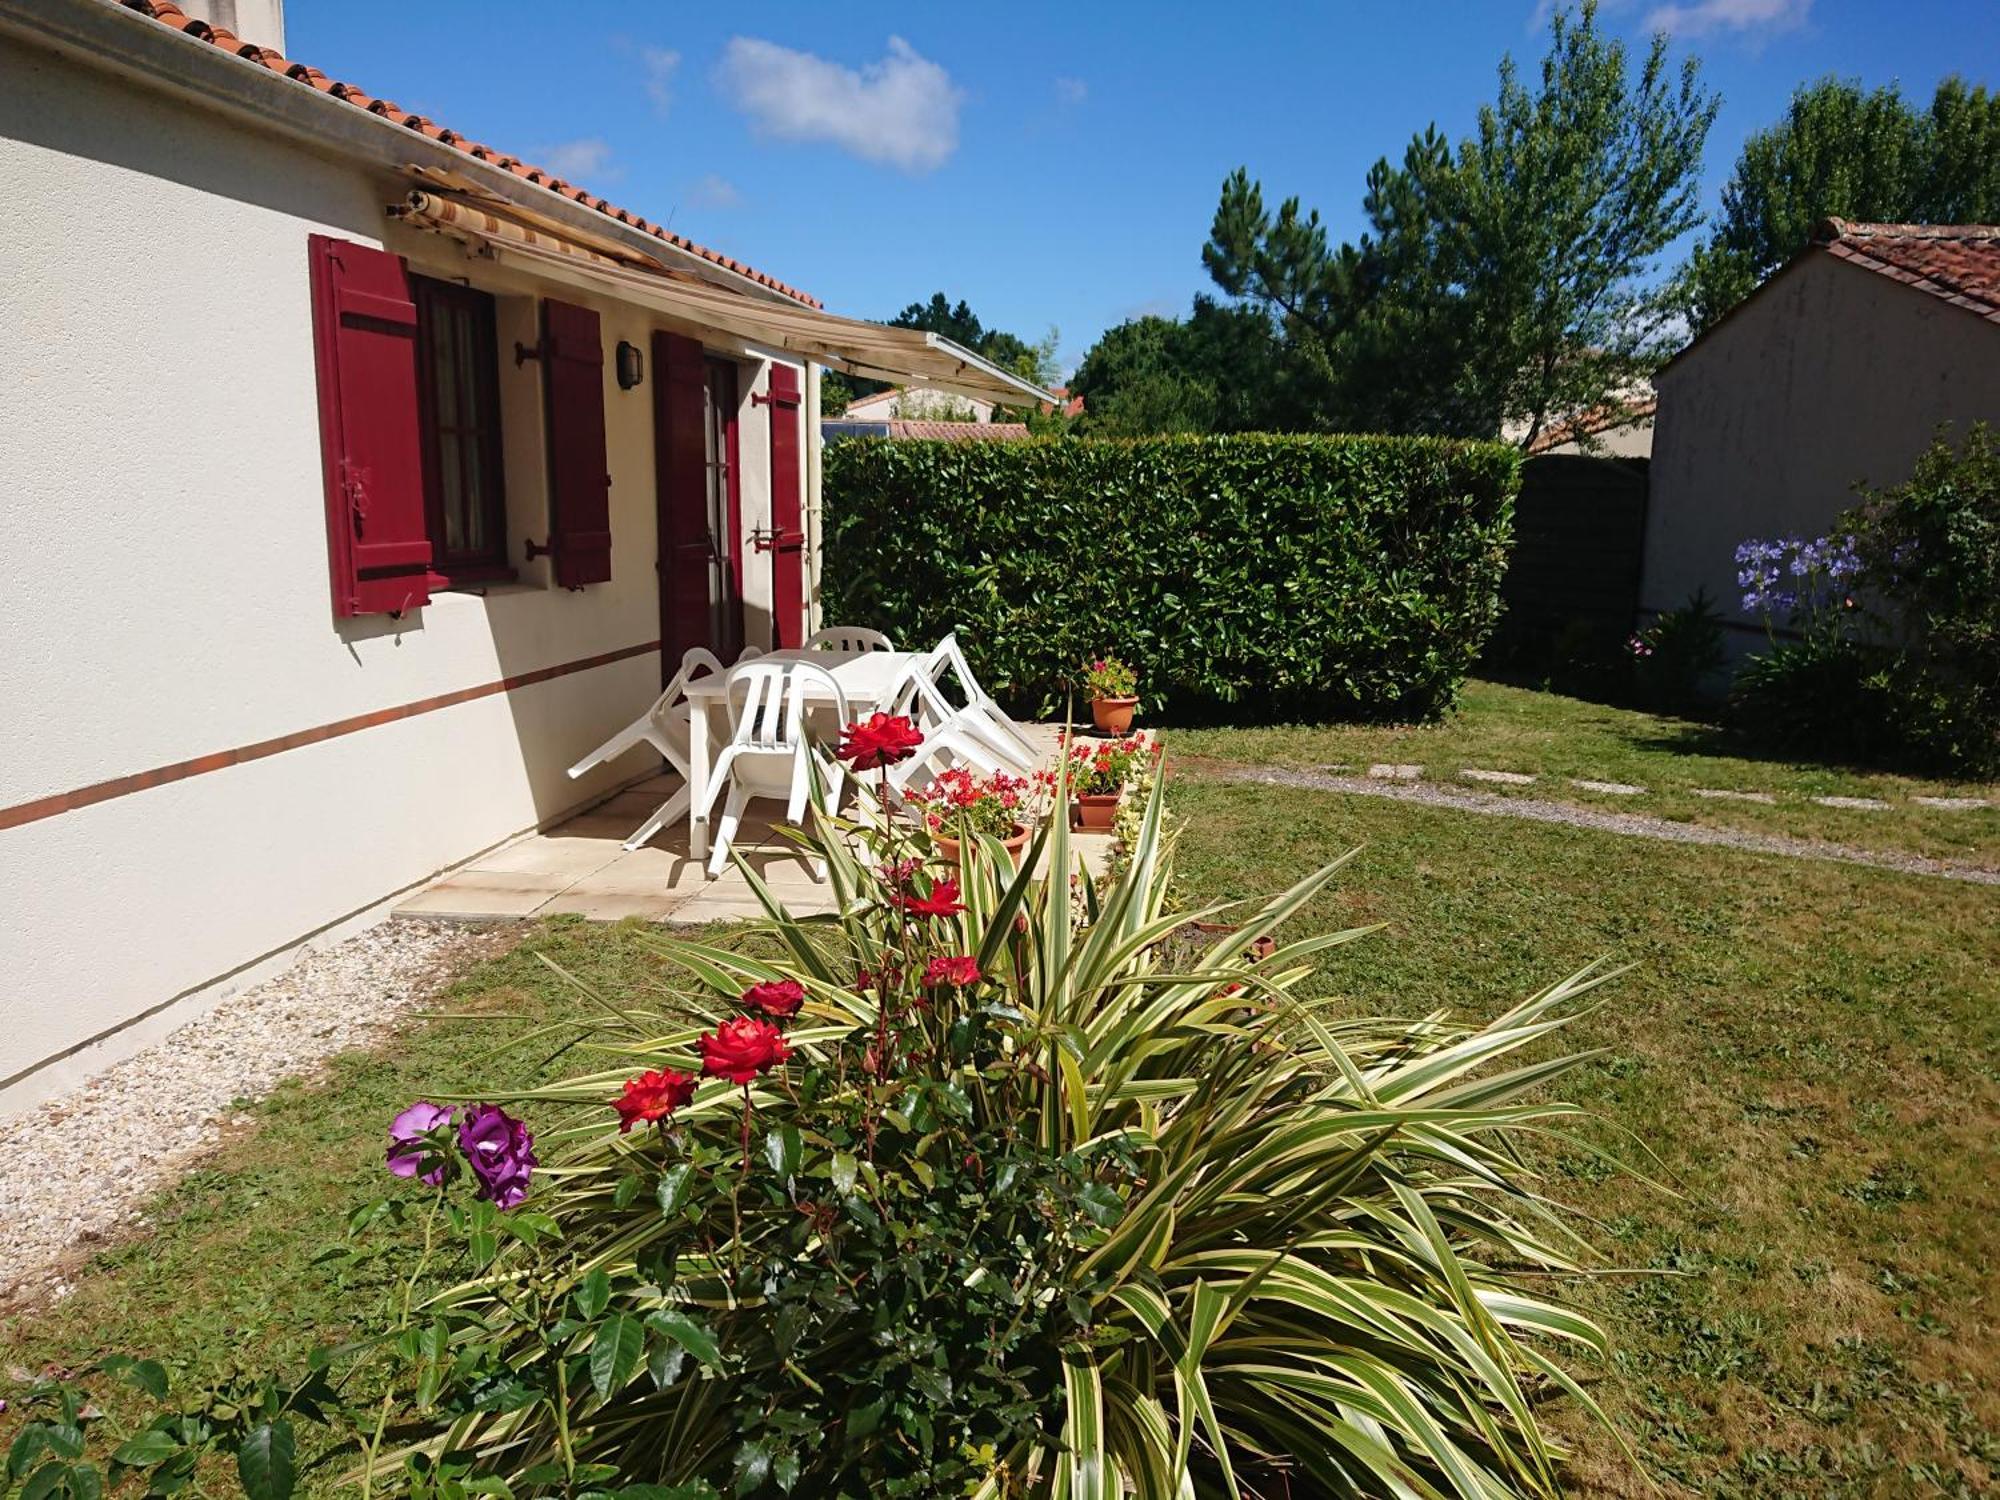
[0,640,662,834]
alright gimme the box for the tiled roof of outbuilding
[108,1,821,306]
[1814,219,2000,324]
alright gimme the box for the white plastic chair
[804,625,894,656]
[692,660,850,878]
[567,648,723,850]
[919,633,1041,772]
[879,665,1008,799]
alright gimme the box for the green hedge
[823,432,1521,722]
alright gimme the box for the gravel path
[1209,764,2000,885]
[0,918,504,1308]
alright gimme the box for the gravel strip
[0,918,504,1307]
[1206,764,2000,885]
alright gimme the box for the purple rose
[386,1101,456,1184]
[457,1104,536,1209]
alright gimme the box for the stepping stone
[1913,796,1991,810]
[1367,763,1423,781]
[1460,768,1536,786]
[1811,795,1891,810]
[1571,778,1646,796]
[1692,788,1776,804]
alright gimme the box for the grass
[4,740,1997,1497]
[1166,679,2000,865]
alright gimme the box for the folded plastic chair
[566,647,723,851]
[879,665,1008,800]
[918,633,1041,773]
[691,659,850,879]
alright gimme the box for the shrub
[824,434,1521,723]
[1627,590,1725,714]
[17,757,1624,1499]
[1840,424,2000,775]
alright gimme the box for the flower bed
[8,720,1621,1500]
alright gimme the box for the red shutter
[541,299,612,588]
[765,363,807,648]
[308,234,432,618]
[654,331,710,664]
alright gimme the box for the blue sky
[292,1,1999,373]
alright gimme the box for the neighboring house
[1525,390,1656,458]
[823,419,1032,443]
[1643,219,2000,643]
[843,386,998,423]
[0,0,1047,1115]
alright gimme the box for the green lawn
[5,732,1997,1497]
[1167,680,2000,866]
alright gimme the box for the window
[702,358,744,659]
[411,276,509,582]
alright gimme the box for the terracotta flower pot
[935,822,1030,868]
[1074,792,1121,831]
[1090,696,1138,734]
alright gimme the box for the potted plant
[1084,655,1140,734]
[904,766,1037,865]
[1062,735,1150,831]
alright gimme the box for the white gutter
[0,0,810,310]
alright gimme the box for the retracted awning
[393,191,1054,409]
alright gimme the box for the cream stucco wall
[1644,252,2000,639]
[0,32,814,1113]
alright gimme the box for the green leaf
[235,1422,296,1500]
[574,1268,612,1321]
[646,1310,723,1369]
[764,1124,803,1179]
[111,1430,180,1468]
[730,1440,771,1497]
[829,1151,858,1197]
[590,1313,645,1399]
[656,1164,695,1218]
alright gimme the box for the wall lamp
[615,340,645,390]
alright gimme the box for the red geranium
[837,713,924,770]
[700,1016,793,1084]
[924,955,982,989]
[741,978,806,1020]
[610,1068,696,1133]
[899,876,964,919]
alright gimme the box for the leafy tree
[869,292,1059,406]
[1682,77,2000,329]
[1067,300,1302,437]
[1205,0,1715,447]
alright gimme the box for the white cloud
[688,173,743,210]
[642,46,681,114]
[1642,0,1810,37]
[716,35,963,173]
[1054,75,1087,106]
[535,137,617,182]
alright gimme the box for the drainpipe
[804,362,824,633]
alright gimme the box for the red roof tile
[887,421,1031,442]
[113,1,820,307]
[1814,218,2000,325]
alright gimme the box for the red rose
[610,1068,696,1133]
[924,955,981,989]
[900,877,964,920]
[700,1016,792,1084]
[837,713,924,771]
[741,978,805,1020]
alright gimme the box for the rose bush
[15,734,1625,1499]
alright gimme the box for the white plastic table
[680,649,921,858]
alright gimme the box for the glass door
[701,359,744,661]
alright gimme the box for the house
[843,386,1000,423]
[0,0,1048,1116]
[1643,219,2000,644]
[1524,390,1655,458]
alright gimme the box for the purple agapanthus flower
[457,1103,537,1209]
[386,1101,456,1184]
